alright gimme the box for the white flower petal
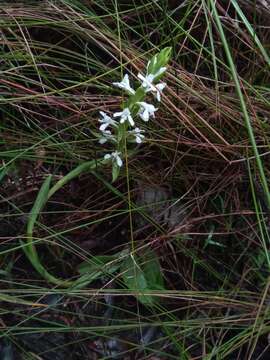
[128,115,135,126]
[116,156,123,167]
[139,102,157,112]
[99,138,107,144]
[105,151,123,167]
[140,109,149,122]
[99,111,117,130]
[99,123,108,131]
[153,67,167,78]
[112,74,135,95]
[113,111,122,118]
[138,102,157,121]
[138,67,166,100]
[128,127,145,144]
[138,73,155,91]
[113,108,134,127]
[156,82,166,91]
[99,130,116,144]
[112,152,123,167]
[99,111,111,121]
[155,82,166,101]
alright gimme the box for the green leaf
[112,161,120,182]
[78,255,119,274]
[117,122,126,143]
[25,175,52,264]
[24,175,73,287]
[0,166,9,183]
[126,87,145,109]
[141,248,164,291]
[122,254,149,304]
[122,250,164,305]
[148,47,172,75]
[78,252,127,285]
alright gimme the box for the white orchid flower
[99,130,116,144]
[138,68,167,101]
[112,74,135,95]
[138,73,156,92]
[113,108,135,127]
[128,127,145,144]
[137,102,157,122]
[104,151,123,167]
[138,67,166,87]
[99,111,117,131]
[154,82,166,101]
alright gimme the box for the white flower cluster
[97,48,170,180]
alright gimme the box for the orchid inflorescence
[97,47,171,181]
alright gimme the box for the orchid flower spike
[113,108,135,127]
[138,102,157,122]
[97,48,171,182]
[99,111,117,131]
[112,74,135,95]
[104,151,123,167]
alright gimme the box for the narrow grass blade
[210,0,270,209]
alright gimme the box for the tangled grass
[0,1,270,358]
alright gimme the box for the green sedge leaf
[112,161,120,182]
